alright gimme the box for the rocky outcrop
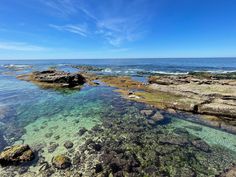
[0,144,34,166]
[31,70,86,87]
[18,70,86,88]
[148,75,236,120]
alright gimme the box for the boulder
[64,141,74,149]
[151,111,164,122]
[31,70,86,88]
[191,139,211,152]
[78,127,87,136]
[0,144,34,166]
[140,110,154,117]
[52,155,71,169]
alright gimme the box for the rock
[95,163,103,173]
[48,142,59,153]
[64,141,74,149]
[167,108,177,114]
[78,127,87,136]
[147,119,156,126]
[173,128,189,135]
[220,165,236,177]
[140,109,154,117]
[198,102,236,118]
[128,95,140,99]
[92,143,102,151]
[45,132,53,138]
[150,111,164,122]
[30,70,86,88]
[0,144,34,166]
[52,155,71,169]
[159,135,190,147]
[191,139,211,152]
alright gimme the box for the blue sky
[0,0,236,59]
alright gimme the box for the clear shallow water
[0,58,236,176]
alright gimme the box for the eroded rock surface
[18,70,86,88]
[0,144,34,166]
[52,155,71,169]
[148,75,236,120]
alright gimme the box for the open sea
[0,58,236,176]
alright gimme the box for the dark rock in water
[173,128,189,135]
[92,143,102,151]
[159,135,190,147]
[52,155,71,169]
[18,166,29,175]
[78,127,87,136]
[0,144,34,166]
[184,125,203,131]
[91,124,103,132]
[140,109,154,117]
[72,151,81,165]
[48,142,59,153]
[64,141,74,149]
[147,119,156,126]
[45,132,53,138]
[191,139,211,152]
[54,135,60,140]
[31,70,86,88]
[95,163,103,173]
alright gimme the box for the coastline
[0,62,236,176]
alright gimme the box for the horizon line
[0,57,236,61]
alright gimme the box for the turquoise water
[0,59,236,176]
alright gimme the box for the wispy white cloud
[43,0,155,46]
[49,24,88,37]
[40,0,78,16]
[0,42,47,51]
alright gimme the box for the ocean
[0,58,236,176]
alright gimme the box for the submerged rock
[191,139,211,152]
[0,144,34,166]
[52,155,71,169]
[140,109,154,117]
[150,111,164,122]
[78,127,87,136]
[64,141,74,149]
[48,142,59,153]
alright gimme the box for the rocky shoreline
[0,67,236,176]
[97,73,236,131]
[15,69,236,132]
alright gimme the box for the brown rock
[140,110,154,117]
[151,111,164,122]
[0,144,34,166]
[52,155,71,169]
